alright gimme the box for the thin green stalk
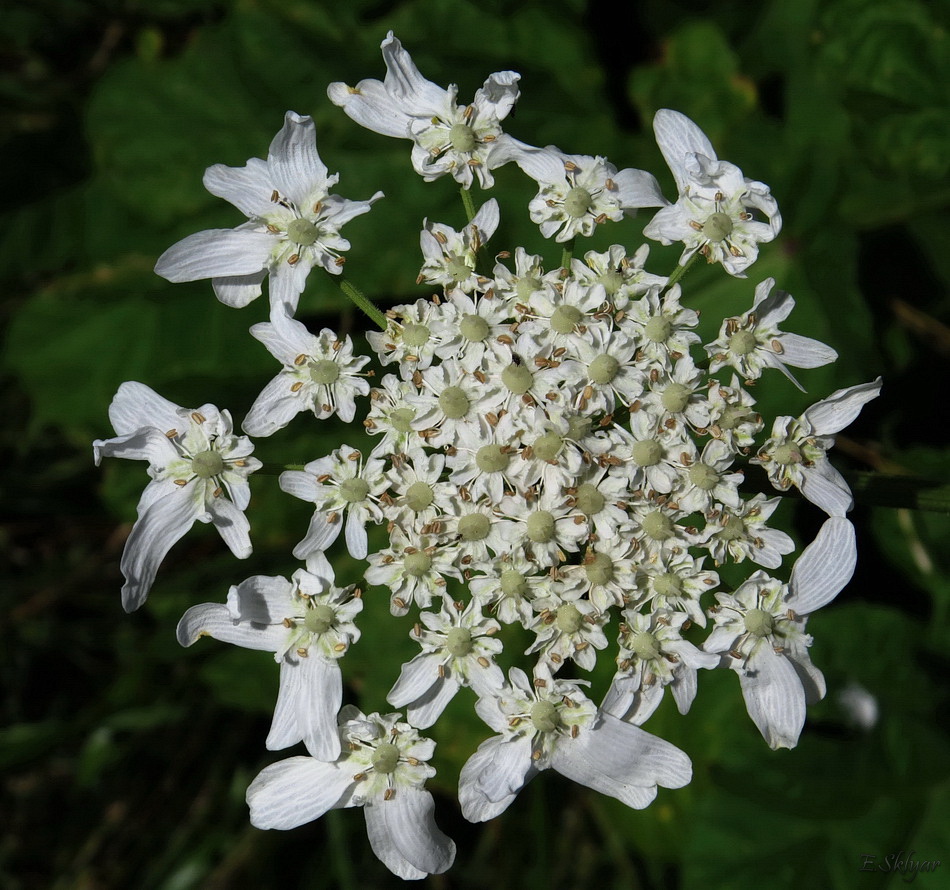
[460,185,477,224]
[560,237,575,272]
[336,274,387,331]
[664,252,699,291]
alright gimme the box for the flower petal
[458,735,535,822]
[653,109,717,193]
[246,756,351,829]
[803,378,882,435]
[788,516,856,613]
[267,112,329,208]
[739,650,806,750]
[155,229,274,283]
[203,157,275,219]
[296,655,343,761]
[177,602,286,651]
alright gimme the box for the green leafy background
[3,0,949,887]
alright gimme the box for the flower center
[460,314,490,342]
[598,269,623,295]
[458,513,490,542]
[526,510,555,543]
[389,407,415,433]
[339,477,369,503]
[500,570,528,599]
[515,276,542,300]
[287,217,320,246]
[662,383,691,414]
[449,122,477,153]
[630,631,661,661]
[530,700,559,733]
[564,187,593,218]
[641,510,674,541]
[439,385,470,419]
[744,608,775,637]
[654,572,683,597]
[773,443,802,465]
[501,362,533,395]
[688,462,719,491]
[555,603,583,634]
[372,742,401,774]
[702,212,734,242]
[405,481,434,512]
[402,323,431,349]
[404,551,432,577]
[550,304,582,334]
[310,360,340,385]
[729,330,758,355]
[566,416,592,441]
[632,439,663,467]
[304,603,335,634]
[585,552,615,586]
[192,450,224,479]
[446,256,473,284]
[644,316,672,343]
[589,354,620,384]
[575,483,605,516]
[446,626,473,657]
[718,514,745,541]
[475,443,510,474]
[533,432,562,462]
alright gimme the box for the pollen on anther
[165,429,178,438]
[191,412,207,424]
[296,647,309,657]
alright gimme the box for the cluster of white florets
[94,32,881,881]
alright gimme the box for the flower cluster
[94,32,881,881]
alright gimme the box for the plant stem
[337,274,387,331]
[460,185,476,224]
[664,252,699,291]
[560,238,575,271]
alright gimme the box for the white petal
[292,511,342,561]
[267,660,302,751]
[387,654,439,709]
[653,109,717,193]
[106,381,183,436]
[551,715,692,808]
[364,788,456,879]
[788,516,856,613]
[120,488,201,612]
[93,427,179,467]
[407,675,461,730]
[327,79,413,138]
[227,574,293,623]
[203,157,274,219]
[155,229,275,282]
[803,378,882,435]
[212,271,265,308]
[776,333,838,370]
[297,656,343,761]
[458,735,535,822]
[799,464,854,516]
[246,756,351,829]
[207,495,252,559]
[242,373,306,438]
[267,112,329,208]
[739,650,806,750]
[343,509,369,560]
[613,167,668,209]
[177,602,286,650]
[378,32,447,115]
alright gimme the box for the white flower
[418,200,498,293]
[702,494,794,569]
[247,707,456,880]
[176,554,361,761]
[704,278,838,388]
[458,668,691,821]
[243,312,371,436]
[644,109,781,276]
[93,382,260,612]
[328,32,524,188]
[387,597,505,727]
[155,112,381,313]
[516,147,666,242]
[703,517,857,749]
[752,378,882,515]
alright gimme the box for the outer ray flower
[458,668,691,822]
[155,111,382,313]
[703,517,857,749]
[752,378,882,515]
[247,707,456,880]
[176,553,361,761]
[243,311,371,436]
[328,32,525,188]
[93,382,260,612]
[644,109,781,276]
[417,200,498,294]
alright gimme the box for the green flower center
[632,439,663,467]
[744,608,775,637]
[339,477,369,503]
[402,323,431,349]
[304,603,335,634]
[475,443,509,474]
[310,360,340,385]
[460,314,490,342]
[458,513,490,542]
[566,416,592,441]
[533,432,563,463]
[287,217,319,246]
[502,362,533,395]
[729,330,758,356]
[688,462,719,491]
[556,603,583,634]
[598,269,623,295]
[515,276,542,300]
[372,742,401,774]
[589,354,620,384]
[644,316,672,343]
[550,304,582,334]
[575,483,605,516]
[405,481,434,513]
[500,570,528,599]
[404,551,432,577]
[389,407,415,433]
[718,405,747,431]
[585,552,615,586]
[446,256,473,284]
[449,122,477,153]
[630,631,660,661]
[718,514,745,541]
[773,443,802,465]
[653,572,683,598]
[192,450,224,479]
[642,511,674,541]
[530,700,559,733]
[526,510,555,543]
[702,212,734,242]
[662,383,691,414]
[564,187,593,218]
[446,626,473,657]
[439,385,470,419]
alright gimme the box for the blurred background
[3,0,950,887]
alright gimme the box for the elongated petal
[227,574,293,624]
[776,333,838,369]
[551,715,692,809]
[107,381,183,437]
[203,157,274,219]
[268,112,329,207]
[407,676,460,730]
[388,653,439,708]
[614,167,668,209]
[247,756,351,829]
[799,464,854,516]
[242,373,306,438]
[344,509,369,560]
[208,495,252,559]
[177,602,286,651]
[803,378,882,435]
[93,427,179,467]
[155,229,274,282]
[267,659,302,750]
[364,789,456,879]
[212,271,265,308]
[788,516,856,613]
[327,79,413,138]
[297,656,343,761]
[653,109,717,193]
[379,32,448,115]
[120,488,201,612]
[458,735,535,822]
[739,651,806,749]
